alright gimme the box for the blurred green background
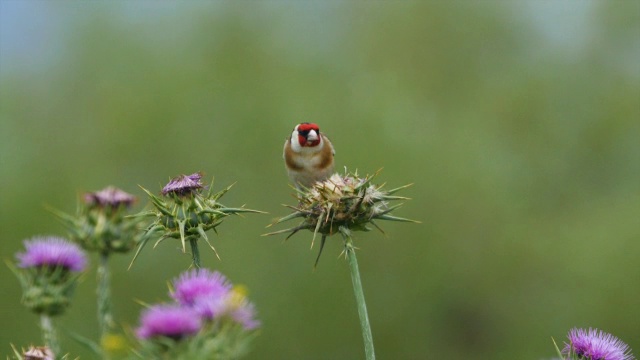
[1,1,639,359]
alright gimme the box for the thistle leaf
[385,183,414,195]
[313,235,327,269]
[68,331,102,356]
[218,207,266,214]
[375,214,421,223]
[178,219,187,253]
[196,225,220,260]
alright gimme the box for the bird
[283,122,335,189]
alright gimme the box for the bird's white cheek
[291,132,303,153]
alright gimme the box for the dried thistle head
[21,345,54,360]
[129,172,264,268]
[265,169,418,266]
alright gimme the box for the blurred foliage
[1,1,639,359]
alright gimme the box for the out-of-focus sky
[1,1,598,76]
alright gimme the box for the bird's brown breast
[314,141,334,170]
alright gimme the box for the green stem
[97,252,114,356]
[40,314,60,356]
[189,238,201,269]
[343,229,376,360]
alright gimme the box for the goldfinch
[283,122,335,189]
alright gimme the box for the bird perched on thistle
[283,122,335,189]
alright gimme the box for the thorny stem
[97,252,114,357]
[189,238,201,269]
[40,314,60,356]
[342,228,376,360]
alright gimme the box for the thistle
[130,172,263,269]
[49,186,142,255]
[171,269,260,330]
[12,237,88,315]
[49,186,141,357]
[8,345,57,360]
[134,268,259,359]
[557,327,635,360]
[265,170,418,267]
[265,169,418,360]
[9,236,88,356]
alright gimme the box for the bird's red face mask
[297,123,321,147]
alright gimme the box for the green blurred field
[1,2,638,359]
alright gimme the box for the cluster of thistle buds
[129,172,263,268]
[49,186,142,255]
[266,169,418,266]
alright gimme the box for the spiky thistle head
[128,172,264,268]
[12,345,55,360]
[265,169,418,266]
[49,186,143,255]
[10,236,87,316]
[562,327,635,360]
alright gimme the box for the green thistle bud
[129,172,264,268]
[265,170,418,267]
[18,268,78,316]
[49,186,143,255]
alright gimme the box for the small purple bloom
[563,327,634,360]
[84,186,136,208]
[230,300,260,330]
[16,237,87,272]
[162,172,204,196]
[171,269,232,306]
[136,305,202,340]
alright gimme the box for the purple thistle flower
[563,327,635,360]
[162,172,204,196]
[136,305,202,340]
[170,269,260,329]
[84,186,136,208]
[171,269,232,306]
[16,236,87,272]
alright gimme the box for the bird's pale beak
[307,130,319,142]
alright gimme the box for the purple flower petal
[563,327,634,360]
[16,236,87,272]
[162,172,204,196]
[136,305,202,340]
[84,186,136,208]
[193,297,228,321]
[169,269,260,329]
[171,269,232,306]
[230,300,260,330]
